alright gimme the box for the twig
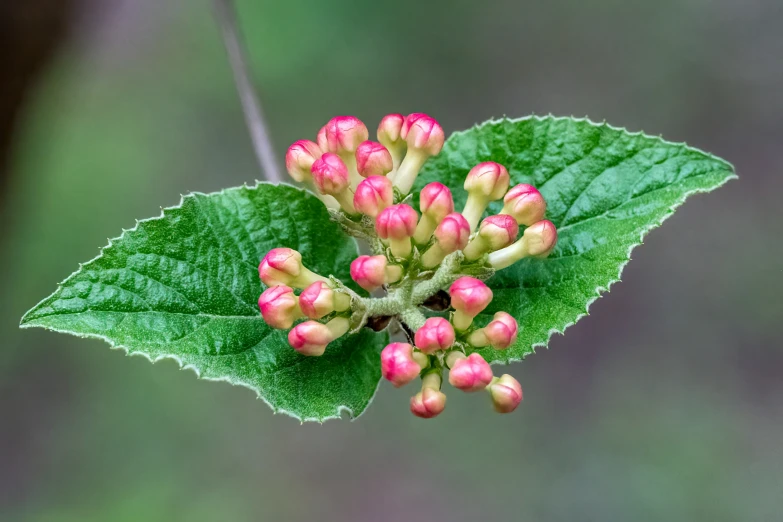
[212,0,282,182]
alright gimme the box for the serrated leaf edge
[19,180,379,423]
[455,115,738,365]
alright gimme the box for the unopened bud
[414,317,455,354]
[285,140,322,183]
[317,116,369,155]
[350,255,403,292]
[356,141,393,177]
[501,184,546,226]
[487,220,557,269]
[375,204,419,258]
[377,113,406,173]
[488,374,523,413]
[410,373,447,419]
[449,277,493,331]
[353,176,393,218]
[311,153,357,214]
[298,281,351,319]
[468,311,518,350]
[462,214,519,260]
[413,182,454,244]
[258,285,302,329]
[287,317,350,357]
[461,162,511,230]
[381,342,427,387]
[420,212,470,268]
[394,113,445,195]
[259,248,329,289]
[448,353,493,392]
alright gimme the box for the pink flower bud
[420,212,471,268]
[258,248,303,286]
[376,204,419,258]
[377,113,405,145]
[502,184,547,226]
[463,214,519,261]
[410,388,447,419]
[393,114,445,195]
[298,281,350,319]
[381,343,425,387]
[353,176,393,218]
[487,219,558,269]
[355,141,393,177]
[285,140,322,182]
[480,215,519,250]
[523,220,558,258]
[287,317,349,357]
[259,248,329,289]
[349,255,403,292]
[461,162,511,230]
[464,162,511,199]
[413,182,455,244]
[258,285,301,329]
[448,353,493,392]
[419,182,454,220]
[433,213,471,252]
[470,311,518,350]
[311,153,349,196]
[414,317,455,354]
[376,204,418,240]
[401,113,445,156]
[449,276,493,317]
[488,374,523,413]
[317,116,369,154]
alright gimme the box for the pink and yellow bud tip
[349,255,403,292]
[448,276,493,331]
[381,342,428,388]
[375,204,419,259]
[461,162,511,230]
[259,248,329,289]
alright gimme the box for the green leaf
[414,116,736,364]
[21,183,385,422]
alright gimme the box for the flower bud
[394,113,445,195]
[488,374,523,413]
[353,176,393,218]
[287,317,350,357]
[258,285,302,329]
[448,353,493,392]
[375,204,419,258]
[487,219,557,269]
[381,342,427,388]
[449,276,493,331]
[414,317,455,354]
[410,374,447,419]
[462,214,519,261]
[285,140,322,183]
[413,182,454,244]
[420,212,471,268]
[317,116,369,155]
[401,113,446,155]
[259,248,329,289]
[350,255,403,292]
[298,281,351,319]
[468,311,518,350]
[355,141,393,177]
[461,162,511,230]
[377,113,406,172]
[501,184,547,226]
[311,153,356,214]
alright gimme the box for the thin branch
[212,0,282,182]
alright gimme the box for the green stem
[411,251,463,304]
[400,307,427,332]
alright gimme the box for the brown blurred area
[0,1,73,197]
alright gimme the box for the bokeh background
[1,1,781,520]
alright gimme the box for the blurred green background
[1,0,781,520]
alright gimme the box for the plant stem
[213,0,281,182]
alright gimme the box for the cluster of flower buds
[265,113,558,417]
[378,276,523,417]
